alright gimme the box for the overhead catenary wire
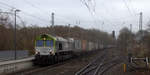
[1,0,107,27]
[126,0,137,16]
[80,0,112,23]
[80,0,99,24]
[0,1,79,27]
[122,0,135,17]
[0,1,50,24]
[2,12,27,26]
[80,0,135,33]
[0,1,78,28]
[80,0,116,31]
[22,0,48,15]
[1,0,139,32]
[0,4,12,10]
[0,1,16,9]
[22,0,75,25]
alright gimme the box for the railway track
[95,58,121,75]
[75,52,121,75]
[75,51,107,75]
[10,50,104,75]
[9,49,112,75]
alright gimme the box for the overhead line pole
[139,12,144,51]
[14,9,20,60]
[68,24,71,38]
[51,12,54,26]
[51,12,55,36]
[139,12,143,31]
[130,24,132,33]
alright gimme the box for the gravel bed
[28,50,105,75]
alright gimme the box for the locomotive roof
[35,34,55,40]
[35,34,68,42]
[55,36,67,42]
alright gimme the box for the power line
[22,0,48,15]
[0,4,12,10]
[22,0,76,25]
[80,0,96,15]
[0,1,16,9]
[126,0,137,16]
[122,0,134,17]
[80,0,127,32]
[21,11,49,22]
[80,0,100,25]
[24,0,79,26]
[81,0,117,32]
[1,0,97,26]
[0,1,50,23]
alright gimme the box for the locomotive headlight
[49,50,54,55]
[49,51,53,55]
[49,50,52,52]
[49,48,54,55]
[35,48,40,54]
[35,51,40,55]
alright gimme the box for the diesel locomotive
[33,34,104,65]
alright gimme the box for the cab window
[36,40,44,47]
[45,40,53,47]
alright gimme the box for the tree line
[0,13,115,54]
[117,26,150,57]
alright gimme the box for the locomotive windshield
[36,40,53,47]
[36,40,44,47]
[45,40,53,47]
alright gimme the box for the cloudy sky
[0,0,150,35]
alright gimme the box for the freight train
[33,34,104,65]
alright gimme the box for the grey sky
[0,0,150,35]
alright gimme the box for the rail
[75,51,107,75]
[75,54,121,75]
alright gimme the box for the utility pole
[51,12,54,26]
[139,12,143,31]
[112,30,115,39]
[0,10,20,60]
[68,24,71,49]
[76,20,80,25]
[129,24,133,57]
[139,12,144,41]
[130,24,132,33]
[139,12,144,53]
[51,12,55,35]
[68,24,70,38]
[14,9,20,60]
[79,21,80,25]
